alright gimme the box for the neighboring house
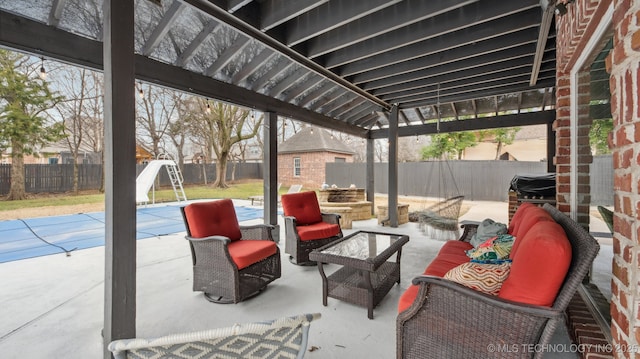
[463,124,548,161]
[278,127,354,189]
[136,144,153,164]
[2,140,101,165]
[1,141,152,165]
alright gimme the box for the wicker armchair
[181,199,281,303]
[108,313,321,359]
[281,191,343,265]
[418,195,464,240]
[397,204,600,359]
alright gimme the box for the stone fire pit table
[318,188,372,221]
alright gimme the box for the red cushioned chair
[181,199,281,303]
[281,191,343,265]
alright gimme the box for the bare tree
[168,92,190,170]
[135,84,179,157]
[398,136,424,162]
[184,99,261,188]
[53,66,102,193]
[77,71,105,192]
[373,139,388,162]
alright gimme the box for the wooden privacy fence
[0,163,262,195]
[325,156,614,206]
[0,158,612,205]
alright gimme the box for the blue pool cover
[0,204,266,263]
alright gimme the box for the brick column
[555,72,572,214]
[576,69,594,229]
[555,68,592,229]
[608,0,640,355]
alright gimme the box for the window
[48,158,58,164]
[334,157,346,162]
[293,157,301,177]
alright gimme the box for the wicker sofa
[397,203,600,359]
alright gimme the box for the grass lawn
[0,180,289,213]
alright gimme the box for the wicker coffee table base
[318,261,400,319]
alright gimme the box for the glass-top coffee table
[308,231,409,319]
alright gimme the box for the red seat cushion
[424,251,471,277]
[227,240,278,270]
[498,221,571,307]
[398,284,420,313]
[398,241,473,313]
[439,240,474,254]
[281,191,323,225]
[184,199,242,241]
[296,222,341,241]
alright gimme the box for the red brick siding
[607,0,640,356]
[556,0,640,357]
[278,151,352,189]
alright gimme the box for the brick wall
[557,0,640,357]
[278,151,352,189]
[607,0,640,355]
[555,0,606,229]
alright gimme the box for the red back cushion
[281,191,322,225]
[509,206,554,259]
[508,202,535,234]
[183,199,242,241]
[498,221,571,307]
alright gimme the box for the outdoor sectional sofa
[397,202,600,359]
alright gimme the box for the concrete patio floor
[0,199,612,358]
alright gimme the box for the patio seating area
[0,199,612,358]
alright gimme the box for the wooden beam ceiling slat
[530,3,555,85]
[285,0,401,46]
[355,30,539,86]
[268,67,310,97]
[328,97,367,118]
[324,0,539,68]
[0,9,367,138]
[142,0,186,56]
[399,79,555,109]
[296,81,336,108]
[48,0,68,26]
[384,67,556,104]
[204,35,250,76]
[282,74,323,102]
[232,47,275,83]
[176,19,220,67]
[372,55,541,96]
[182,0,391,110]
[260,0,328,31]
[251,58,293,91]
[306,0,477,59]
[370,110,556,139]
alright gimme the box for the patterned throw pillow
[465,234,515,263]
[444,262,512,295]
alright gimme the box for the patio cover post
[388,105,399,227]
[366,138,375,215]
[103,0,137,357]
[263,111,279,239]
[546,121,556,173]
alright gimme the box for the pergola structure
[2,0,622,357]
